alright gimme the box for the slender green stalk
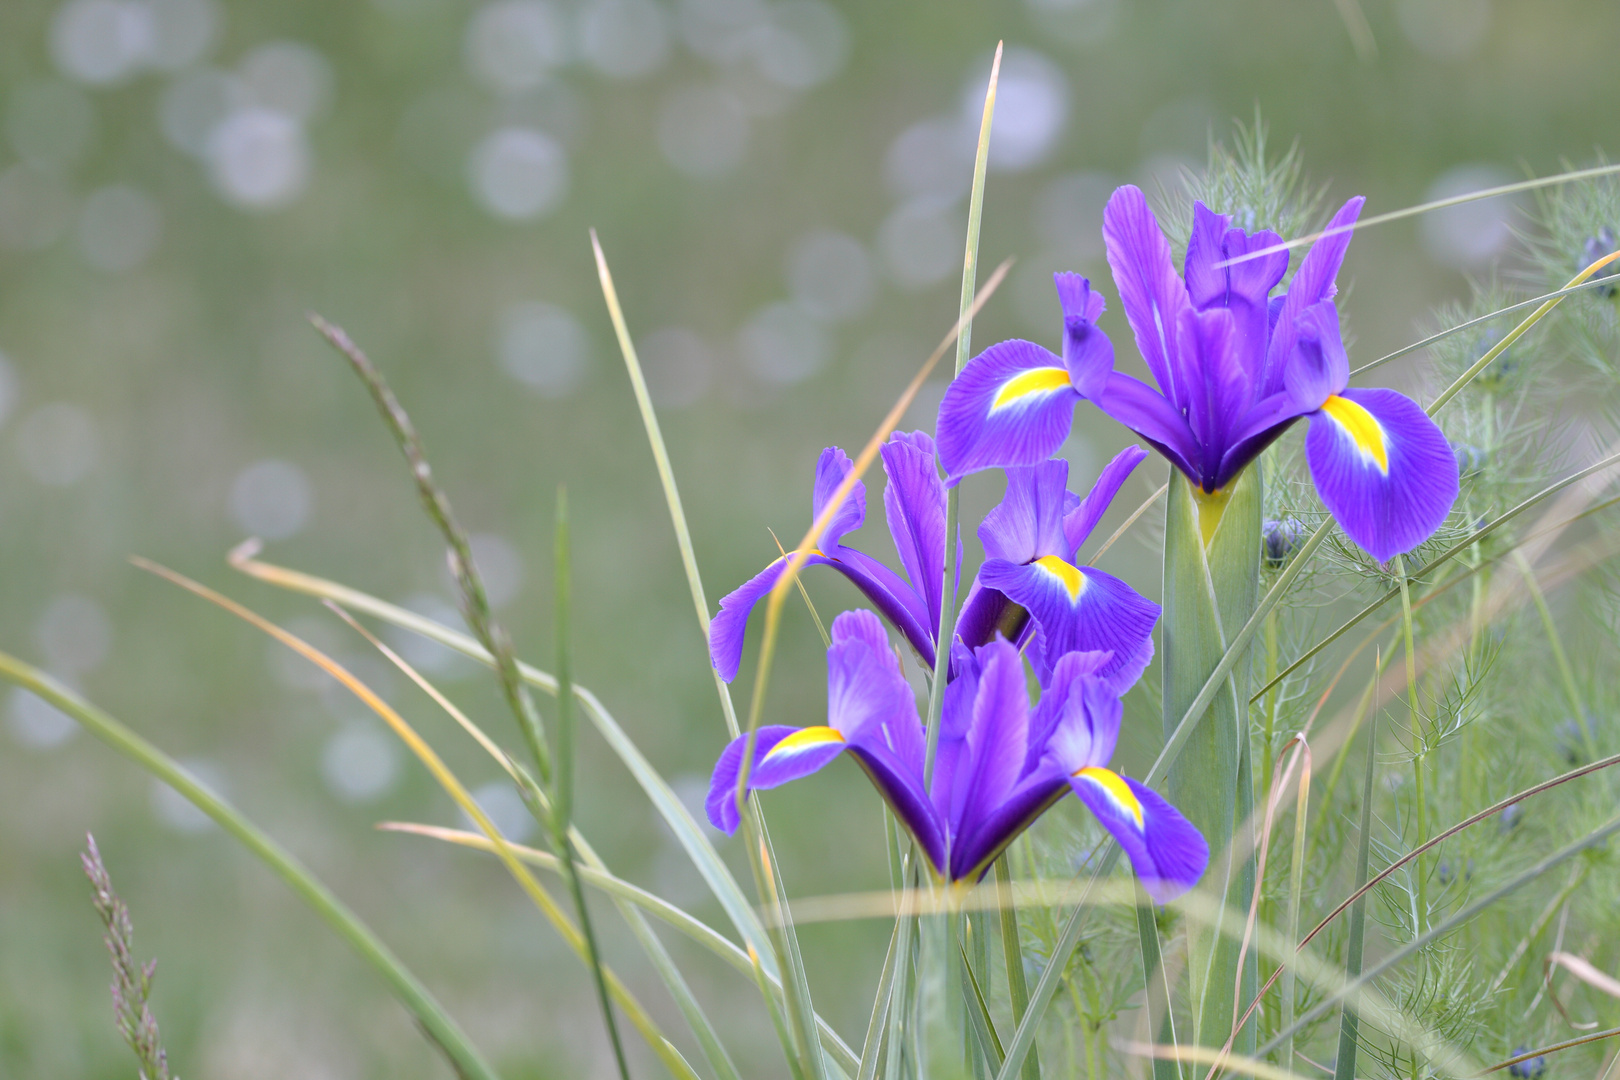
[858,905,905,1080]
[1479,1028,1620,1076]
[1332,705,1378,1080]
[552,487,632,1080]
[0,653,504,1080]
[1281,742,1312,1076]
[1394,553,1427,929]
[1135,896,1181,1080]
[1513,548,1596,758]
[960,942,1006,1072]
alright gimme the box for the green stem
[1513,548,1596,759]
[1332,704,1378,1080]
[1393,553,1426,931]
[994,857,1040,1080]
[0,653,503,1080]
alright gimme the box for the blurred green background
[1,0,1615,1075]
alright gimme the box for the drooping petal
[847,740,947,874]
[1071,768,1210,903]
[1304,387,1459,562]
[1054,272,1114,399]
[936,339,1080,482]
[1062,444,1149,556]
[979,460,1073,564]
[710,553,835,682]
[1103,185,1192,405]
[811,446,866,550]
[1093,371,1201,481]
[830,547,938,668]
[1282,301,1351,412]
[977,558,1161,693]
[929,641,979,817]
[706,725,843,834]
[881,431,948,630]
[1262,196,1366,395]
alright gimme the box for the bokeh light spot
[497,301,589,397]
[786,230,875,323]
[737,302,829,386]
[229,458,313,540]
[1419,164,1518,269]
[206,107,312,210]
[16,403,98,487]
[578,0,671,80]
[465,0,570,94]
[35,594,113,677]
[7,688,80,750]
[239,40,333,122]
[470,127,569,219]
[321,724,402,804]
[151,758,226,833]
[79,184,163,273]
[879,197,961,290]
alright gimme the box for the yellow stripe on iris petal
[992,367,1072,410]
[1034,555,1087,601]
[1076,766,1144,830]
[1320,394,1389,474]
[761,725,845,765]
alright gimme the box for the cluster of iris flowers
[703,184,1459,902]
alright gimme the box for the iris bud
[1500,802,1524,833]
[1262,516,1305,568]
[1580,226,1618,299]
[1453,443,1487,476]
[1508,1046,1546,1078]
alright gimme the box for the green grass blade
[552,486,633,1080]
[959,940,1005,1072]
[1332,706,1377,1080]
[1134,896,1181,1080]
[0,652,504,1080]
[857,910,905,1080]
[992,857,1039,1080]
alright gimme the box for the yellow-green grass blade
[0,651,504,1080]
[135,559,699,1080]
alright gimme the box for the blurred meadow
[2,0,1618,1076]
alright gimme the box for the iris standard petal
[827,609,922,743]
[1103,185,1192,404]
[948,637,1031,838]
[1262,196,1365,395]
[1062,444,1149,556]
[811,446,866,549]
[1214,388,1314,488]
[706,725,842,834]
[1054,272,1114,399]
[936,338,1080,482]
[1028,650,1118,775]
[1174,304,1241,477]
[1094,371,1202,480]
[711,553,834,682]
[979,460,1073,564]
[1183,203,1288,373]
[1304,387,1459,562]
[977,557,1161,691]
[881,431,949,630]
[1282,301,1351,412]
[1070,768,1210,903]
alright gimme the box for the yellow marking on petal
[1191,483,1232,549]
[1076,766,1144,830]
[762,725,845,764]
[1034,555,1087,601]
[1321,394,1389,474]
[992,366,1072,409]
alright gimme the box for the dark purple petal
[1071,769,1209,903]
[1175,305,1241,477]
[848,742,947,874]
[948,772,1069,880]
[1282,301,1350,412]
[830,546,937,669]
[1184,202,1288,380]
[977,558,1161,692]
[948,636,1031,838]
[1214,388,1313,488]
[1262,196,1365,395]
[710,553,835,682]
[979,460,1073,564]
[706,725,812,833]
[1063,444,1149,556]
[936,339,1079,483]
[953,580,1024,655]
[812,446,866,549]
[1094,371,1201,481]
[882,431,948,630]
[1305,387,1459,562]
[1055,272,1114,399]
[1103,185,1192,405]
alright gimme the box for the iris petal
[1262,196,1365,395]
[706,725,841,834]
[978,460,1074,564]
[1103,185,1193,406]
[1062,444,1149,556]
[811,446,866,549]
[936,339,1080,482]
[1304,387,1459,561]
[1070,768,1209,904]
[1094,371,1202,480]
[881,432,949,631]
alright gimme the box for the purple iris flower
[709,432,1160,692]
[955,445,1160,689]
[706,609,1208,898]
[709,431,948,682]
[936,185,1460,562]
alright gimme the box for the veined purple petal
[977,558,1161,692]
[1283,301,1350,412]
[1262,196,1365,395]
[953,580,1024,655]
[946,637,1031,841]
[1175,304,1240,479]
[1094,371,1201,481]
[1214,388,1313,489]
[707,725,836,834]
[1063,444,1149,556]
[930,641,980,817]
[1305,387,1459,562]
[1055,272,1114,399]
[936,339,1080,482]
[1103,185,1192,405]
[812,446,866,550]
[1071,768,1209,903]
[979,460,1073,564]
[827,609,920,741]
[1029,651,1120,776]
[948,771,1069,880]
[882,431,948,630]
[1184,202,1287,379]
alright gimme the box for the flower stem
[1393,553,1426,930]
